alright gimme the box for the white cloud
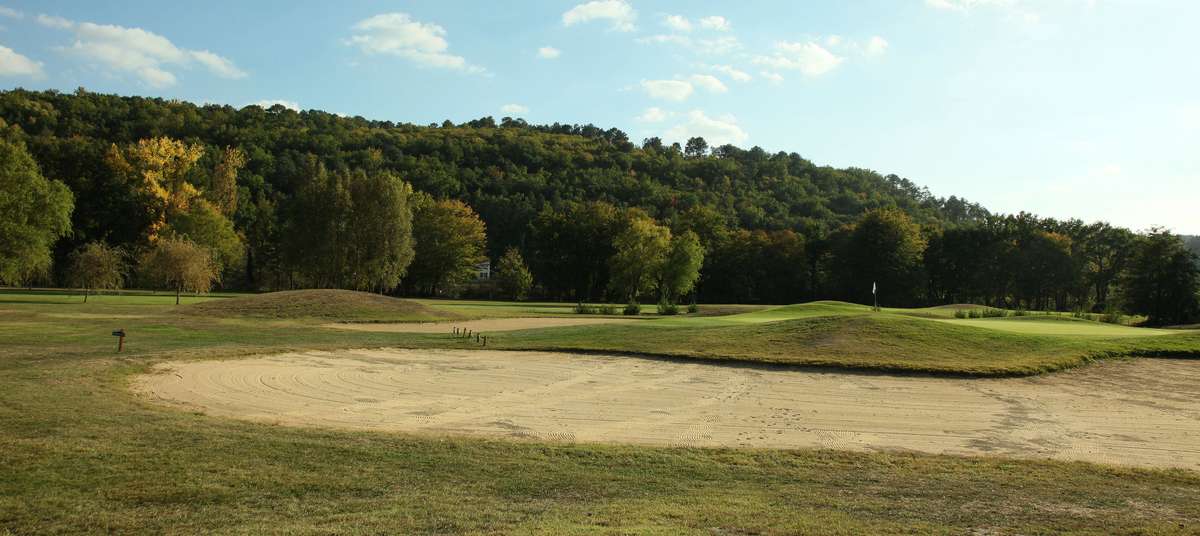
[637,34,690,46]
[36,14,72,29]
[707,64,751,82]
[760,71,784,83]
[753,41,843,77]
[190,50,247,79]
[689,74,727,93]
[925,0,1040,23]
[863,35,888,57]
[562,0,636,32]
[0,6,21,19]
[641,79,693,101]
[698,16,731,31]
[45,18,246,88]
[636,107,669,123]
[537,46,561,59]
[348,12,484,74]
[663,14,691,32]
[825,35,843,47]
[246,99,300,111]
[665,110,748,146]
[500,103,528,114]
[0,45,43,78]
[1095,163,1122,176]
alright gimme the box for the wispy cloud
[0,45,44,78]
[563,0,636,32]
[45,17,246,88]
[753,41,843,77]
[665,110,748,146]
[500,103,528,114]
[537,46,561,59]
[347,12,485,74]
[641,79,694,101]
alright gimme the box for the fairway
[136,348,1200,471]
[324,316,638,333]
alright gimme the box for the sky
[0,0,1197,234]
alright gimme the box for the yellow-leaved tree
[107,137,205,241]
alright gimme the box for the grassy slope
[1,293,1199,534]
[184,289,459,322]
[488,303,1200,375]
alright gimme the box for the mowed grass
[473,300,1200,375]
[3,290,1200,533]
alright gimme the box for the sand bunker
[135,349,1200,470]
[323,317,636,333]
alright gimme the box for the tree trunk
[83,288,89,303]
[175,285,181,305]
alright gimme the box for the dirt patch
[323,317,637,333]
[134,350,1200,470]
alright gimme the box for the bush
[1013,309,1028,317]
[982,308,1008,318]
[573,302,596,314]
[954,309,968,319]
[598,304,615,315]
[658,299,679,316]
[623,302,641,316]
[1102,310,1124,324]
[967,309,981,319]
[687,303,699,314]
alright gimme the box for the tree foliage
[1121,229,1200,325]
[68,241,126,302]
[609,216,671,303]
[139,236,219,304]
[0,136,74,285]
[494,247,533,301]
[660,230,704,303]
[408,197,487,295]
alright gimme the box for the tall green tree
[0,137,74,285]
[608,216,671,303]
[408,197,487,295]
[345,170,416,291]
[659,230,704,303]
[837,208,927,306]
[529,201,623,300]
[494,247,533,300]
[68,242,126,302]
[1121,229,1200,325]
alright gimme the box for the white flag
[872,281,876,295]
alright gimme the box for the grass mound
[182,289,458,322]
[496,312,1200,375]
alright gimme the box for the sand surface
[323,317,636,333]
[135,349,1200,470]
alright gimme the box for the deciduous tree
[140,236,219,304]
[68,242,126,302]
[494,247,533,300]
[409,197,487,295]
[0,137,74,285]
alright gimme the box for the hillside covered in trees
[1,88,1197,324]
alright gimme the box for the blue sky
[0,1,1197,234]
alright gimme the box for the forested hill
[0,88,986,259]
[8,87,1197,324]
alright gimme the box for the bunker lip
[321,317,639,333]
[133,348,1200,471]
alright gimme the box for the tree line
[0,88,1196,324]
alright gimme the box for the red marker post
[112,329,126,352]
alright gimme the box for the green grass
[183,289,459,322]
[2,291,1200,533]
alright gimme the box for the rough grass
[1,293,1200,533]
[182,289,458,322]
